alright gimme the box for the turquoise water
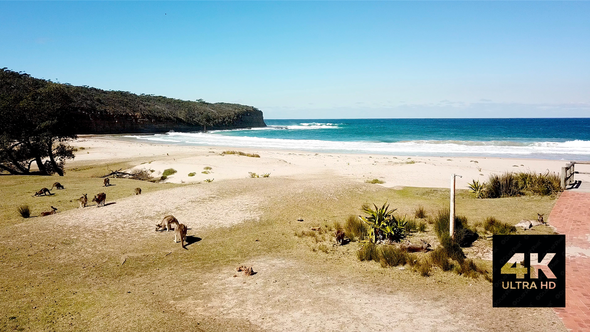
[126,118,590,160]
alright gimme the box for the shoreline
[70,135,586,190]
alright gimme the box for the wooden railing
[561,161,590,189]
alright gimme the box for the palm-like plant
[468,179,485,198]
[360,203,406,243]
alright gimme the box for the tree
[0,69,77,175]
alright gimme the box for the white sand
[71,135,583,189]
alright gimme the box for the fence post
[450,174,462,240]
[561,166,567,189]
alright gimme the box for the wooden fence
[561,161,590,189]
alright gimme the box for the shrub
[433,209,478,247]
[162,168,177,177]
[468,180,485,198]
[360,202,406,243]
[203,166,212,171]
[262,173,271,178]
[440,233,466,264]
[476,171,561,199]
[202,170,210,174]
[357,242,379,262]
[430,247,453,271]
[204,178,214,183]
[417,259,432,277]
[455,259,485,279]
[130,169,154,181]
[404,218,418,233]
[365,178,385,184]
[188,172,196,177]
[248,172,259,178]
[484,217,516,235]
[414,205,427,219]
[17,205,30,218]
[344,215,368,241]
[379,246,409,267]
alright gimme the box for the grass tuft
[344,215,368,241]
[414,205,427,219]
[17,205,31,218]
[483,217,516,235]
[221,151,260,158]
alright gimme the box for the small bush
[188,172,196,177]
[434,209,478,247]
[484,217,516,235]
[130,169,154,181]
[414,205,427,219]
[203,166,212,170]
[365,178,385,184]
[262,173,271,178]
[357,242,379,262]
[417,259,432,277]
[344,215,368,241]
[440,233,466,264]
[248,172,259,178]
[404,218,418,233]
[204,178,214,183]
[162,168,177,177]
[456,259,485,279]
[477,171,561,199]
[17,205,30,218]
[430,247,453,271]
[379,246,409,267]
[202,170,210,174]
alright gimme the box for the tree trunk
[46,138,63,176]
[1,148,29,174]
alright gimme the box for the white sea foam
[124,132,590,160]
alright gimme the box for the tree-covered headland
[0,68,266,175]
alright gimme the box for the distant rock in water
[1,68,266,134]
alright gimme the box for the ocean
[125,118,590,161]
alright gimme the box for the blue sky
[1,1,589,119]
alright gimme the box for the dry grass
[0,165,560,331]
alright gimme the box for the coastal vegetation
[221,150,261,158]
[469,171,562,198]
[0,68,265,176]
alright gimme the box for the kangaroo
[335,229,346,245]
[135,188,142,195]
[103,178,110,187]
[92,193,106,207]
[156,215,178,232]
[33,188,52,197]
[40,206,58,216]
[175,223,188,248]
[401,239,432,252]
[78,194,88,208]
[51,182,65,190]
[538,213,545,224]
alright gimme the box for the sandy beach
[71,135,584,190]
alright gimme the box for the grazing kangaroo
[92,193,106,207]
[40,206,58,216]
[51,182,64,190]
[103,178,110,187]
[335,229,346,245]
[33,188,52,197]
[135,188,142,195]
[401,240,432,252]
[78,194,88,208]
[538,213,545,224]
[175,223,188,248]
[155,215,178,232]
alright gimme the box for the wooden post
[561,166,567,189]
[450,174,462,240]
